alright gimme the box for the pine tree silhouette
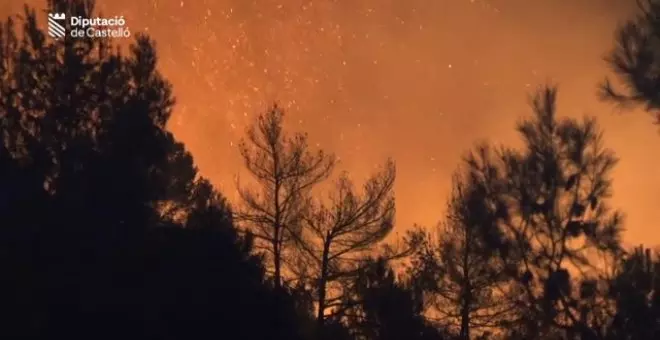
[601,0,660,125]
[410,172,513,339]
[454,87,624,339]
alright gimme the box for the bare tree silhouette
[291,160,419,328]
[237,105,336,289]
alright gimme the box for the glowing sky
[4,0,659,246]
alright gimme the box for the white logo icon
[48,13,66,39]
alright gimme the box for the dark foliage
[0,1,302,339]
[601,0,660,124]
[352,258,446,340]
[605,246,660,339]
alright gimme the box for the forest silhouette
[0,0,658,339]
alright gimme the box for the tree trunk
[273,227,281,289]
[460,228,472,340]
[460,297,471,340]
[316,236,331,329]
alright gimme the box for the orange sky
[4,0,659,246]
